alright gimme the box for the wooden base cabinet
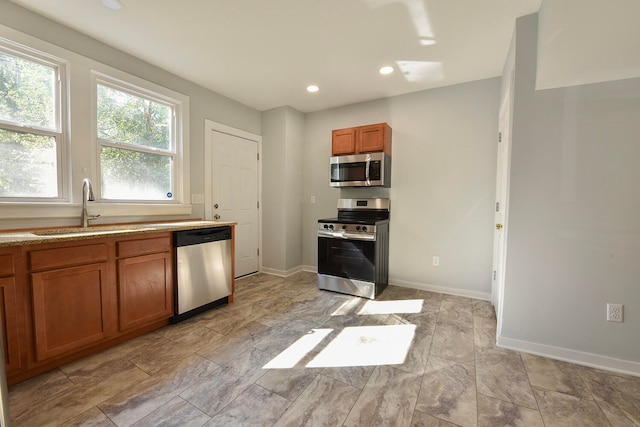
[0,276,21,374]
[27,242,115,363]
[31,262,113,361]
[117,252,172,332]
[2,231,178,386]
[116,235,173,332]
[1,248,22,375]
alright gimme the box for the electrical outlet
[432,256,439,266]
[607,303,624,323]
[191,193,205,204]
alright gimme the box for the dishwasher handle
[174,226,232,247]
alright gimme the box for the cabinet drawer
[0,254,15,277]
[117,236,171,258]
[29,244,108,271]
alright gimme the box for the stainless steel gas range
[317,198,390,299]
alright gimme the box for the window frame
[0,38,69,203]
[92,73,182,204]
[0,25,191,222]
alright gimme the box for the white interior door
[492,79,512,333]
[206,124,260,278]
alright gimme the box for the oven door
[317,234,376,282]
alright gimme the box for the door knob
[214,214,221,220]
[214,204,219,209]
[496,224,503,230]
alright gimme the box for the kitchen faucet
[81,178,100,228]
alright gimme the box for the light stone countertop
[0,220,236,247]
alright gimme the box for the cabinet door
[117,252,172,332]
[357,123,389,153]
[332,127,357,155]
[0,276,21,374]
[31,263,111,362]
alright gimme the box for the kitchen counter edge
[0,221,236,247]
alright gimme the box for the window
[95,77,181,202]
[0,42,66,200]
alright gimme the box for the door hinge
[257,200,260,209]
[257,153,260,161]
[493,270,496,280]
[496,202,500,212]
[257,248,260,256]
[498,132,502,143]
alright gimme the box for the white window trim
[0,24,191,222]
[0,36,70,203]
[91,71,184,205]
[88,68,191,217]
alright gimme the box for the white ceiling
[9,0,541,113]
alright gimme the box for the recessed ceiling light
[420,38,436,46]
[307,85,319,93]
[100,0,124,11]
[379,66,394,75]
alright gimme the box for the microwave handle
[365,155,371,185]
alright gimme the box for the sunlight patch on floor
[357,299,424,315]
[262,329,333,369]
[330,297,362,316]
[306,324,416,368]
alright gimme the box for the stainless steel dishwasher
[172,226,232,322]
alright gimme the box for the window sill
[0,202,193,220]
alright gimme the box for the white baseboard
[260,265,304,277]
[390,277,492,301]
[497,336,640,377]
[302,265,317,273]
[264,268,491,301]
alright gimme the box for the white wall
[303,79,500,298]
[261,107,304,275]
[0,0,261,229]
[283,108,304,272]
[261,108,288,271]
[500,13,640,373]
[536,0,640,90]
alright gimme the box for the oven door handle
[318,231,376,241]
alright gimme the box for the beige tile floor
[8,271,640,426]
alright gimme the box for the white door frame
[492,71,514,338]
[204,119,262,274]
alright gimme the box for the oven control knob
[341,225,347,230]
[329,224,334,230]
[362,226,367,232]
[356,226,361,231]
[323,224,329,229]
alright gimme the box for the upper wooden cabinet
[331,127,357,155]
[331,123,392,156]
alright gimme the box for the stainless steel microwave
[330,152,391,187]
